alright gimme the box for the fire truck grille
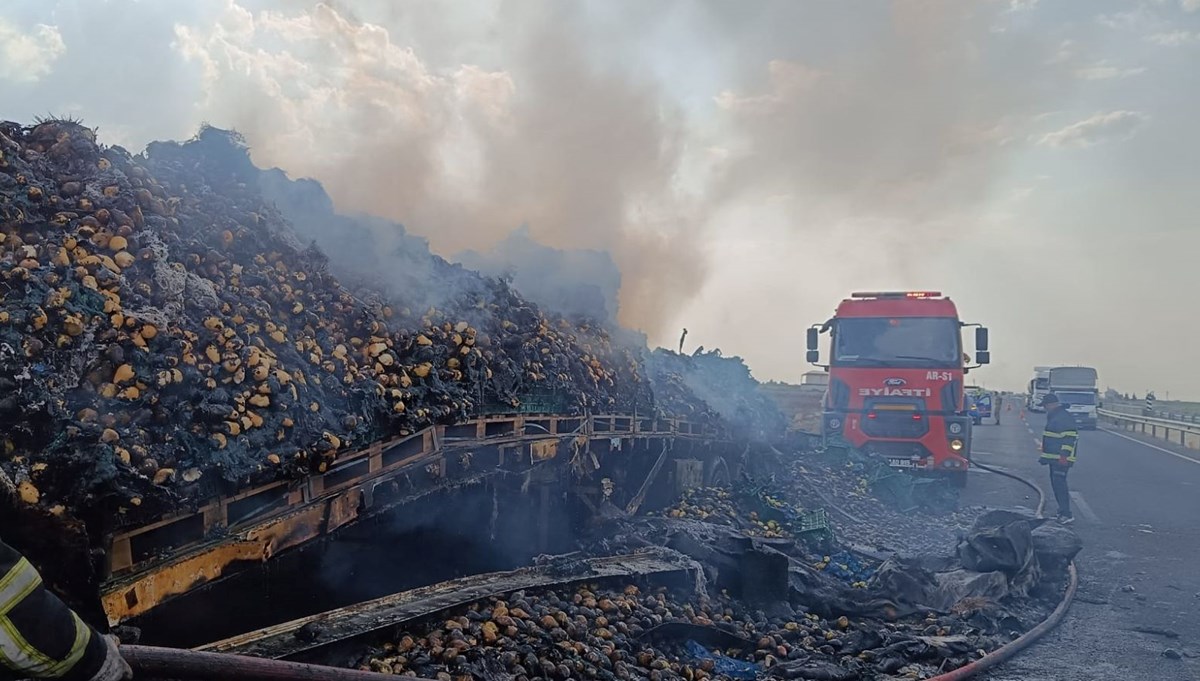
[862,407,930,438]
[862,441,932,460]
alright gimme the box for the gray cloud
[1038,111,1148,148]
[1097,9,1152,31]
[1074,63,1147,79]
[0,18,64,82]
[1148,30,1199,44]
[703,0,1061,257]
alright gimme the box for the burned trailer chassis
[197,550,701,665]
[97,413,734,644]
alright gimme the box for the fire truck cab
[805,291,990,487]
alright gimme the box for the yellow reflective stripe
[0,615,57,675]
[0,558,51,674]
[0,613,91,677]
[0,559,41,613]
[0,560,38,607]
[45,613,92,677]
[0,558,92,677]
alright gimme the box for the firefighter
[1039,393,1079,524]
[0,539,132,680]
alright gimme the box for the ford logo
[884,378,907,386]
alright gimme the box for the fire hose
[120,645,416,681]
[924,459,1079,681]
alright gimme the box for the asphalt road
[962,398,1200,680]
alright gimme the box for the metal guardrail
[1097,408,1200,448]
[1102,402,1200,424]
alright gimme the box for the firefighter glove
[88,635,133,681]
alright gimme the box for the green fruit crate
[795,507,835,544]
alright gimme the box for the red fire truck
[805,291,990,487]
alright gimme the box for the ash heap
[0,120,781,530]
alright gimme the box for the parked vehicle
[1027,366,1051,412]
[806,291,990,487]
[1048,366,1099,429]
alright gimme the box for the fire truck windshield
[833,317,961,367]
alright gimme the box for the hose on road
[927,563,1078,681]
[971,459,1047,517]
[924,460,1078,680]
[120,645,414,681]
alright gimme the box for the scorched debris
[0,120,780,533]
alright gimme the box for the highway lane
[967,398,1200,680]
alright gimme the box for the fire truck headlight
[950,439,965,451]
[948,422,963,435]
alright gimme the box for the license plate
[888,458,915,468]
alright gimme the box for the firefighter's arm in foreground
[0,539,132,681]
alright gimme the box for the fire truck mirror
[975,350,991,365]
[806,349,820,364]
[806,327,819,351]
[975,327,990,351]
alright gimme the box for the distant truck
[1048,366,1099,429]
[1027,366,1052,412]
[806,291,990,487]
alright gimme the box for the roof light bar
[849,291,943,299]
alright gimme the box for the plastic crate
[795,507,835,543]
[743,491,835,545]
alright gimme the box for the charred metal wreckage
[101,413,731,626]
[0,119,774,632]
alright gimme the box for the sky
[2,0,1198,397]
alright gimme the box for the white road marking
[1069,491,1100,523]
[1100,428,1200,467]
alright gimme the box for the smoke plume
[171,0,707,335]
[456,227,622,324]
[11,0,1185,392]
